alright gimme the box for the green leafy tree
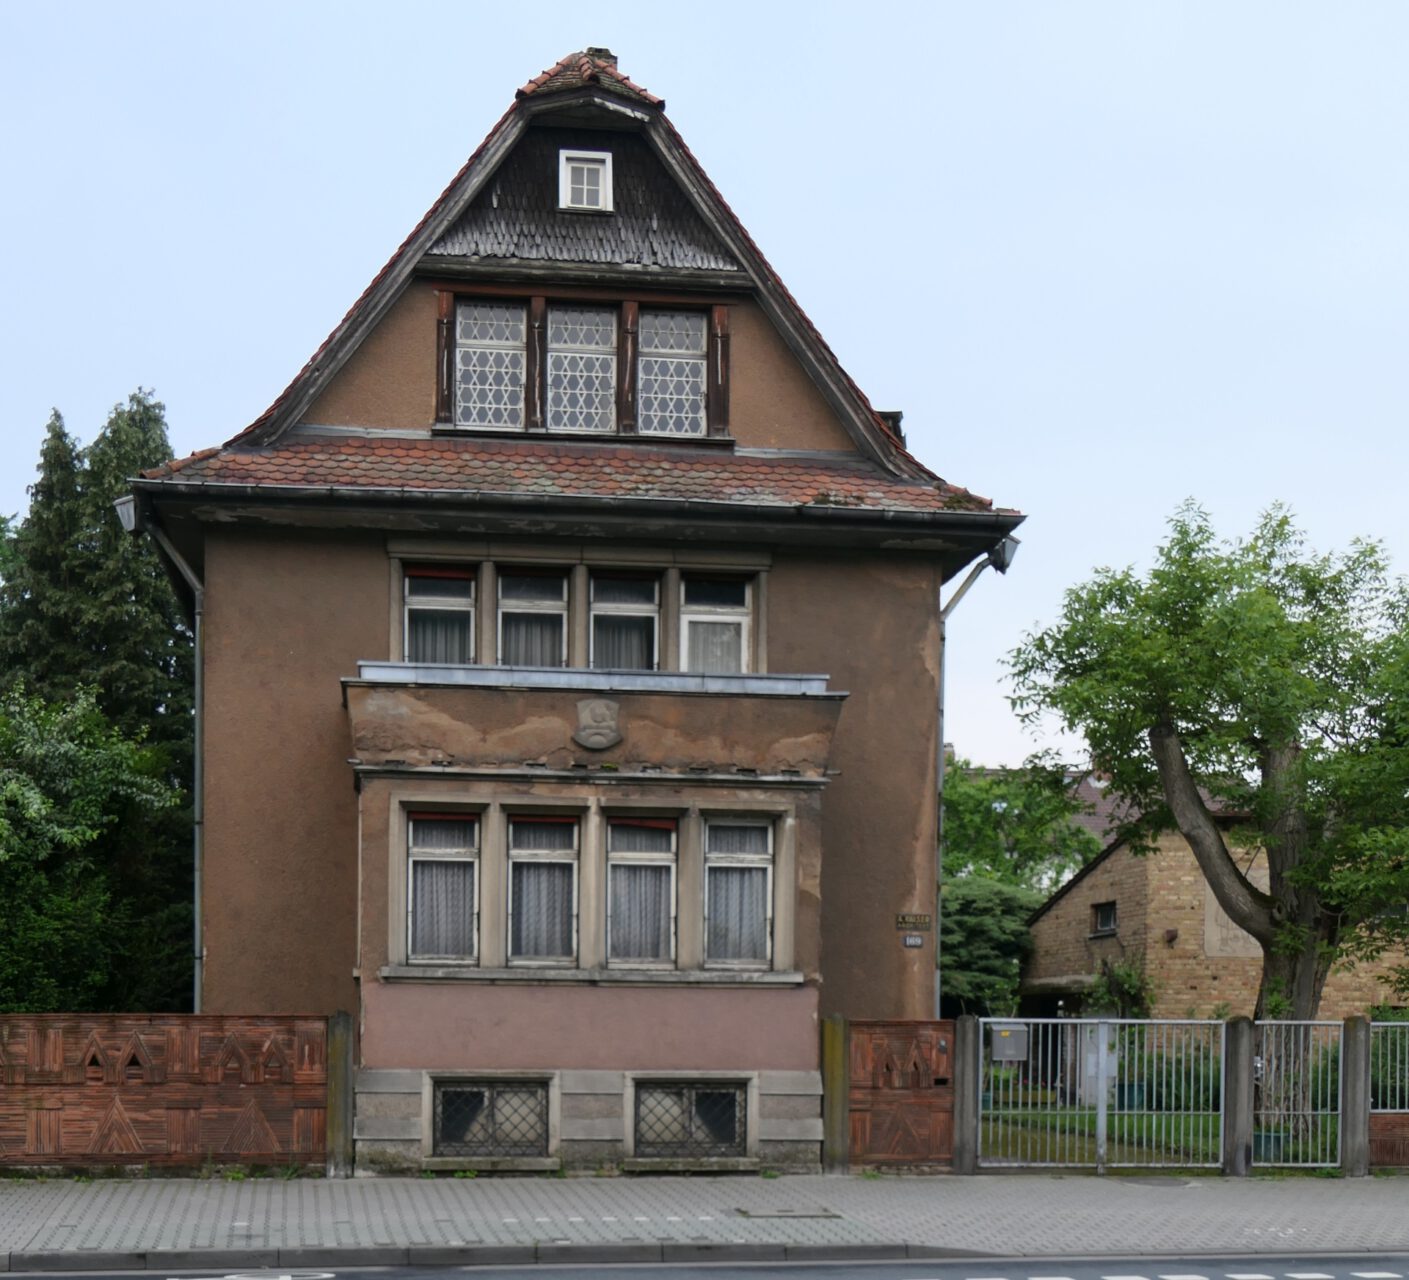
[0,391,193,1009]
[1011,503,1409,1019]
[0,687,179,1011]
[942,754,1102,890]
[940,875,1042,1015]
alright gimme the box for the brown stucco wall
[201,528,388,1015]
[304,283,439,430]
[360,983,819,1071]
[1026,836,1406,1018]
[767,552,943,1021]
[301,286,857,454]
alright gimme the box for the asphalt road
[11,1256,1409,1280]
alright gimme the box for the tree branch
[1148,720,1277,945]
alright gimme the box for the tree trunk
[1254,931,1334,1021]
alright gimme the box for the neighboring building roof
[140,435,999,516]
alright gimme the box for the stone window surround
[622,1070,761,1170]
[381,785,800,982]
[387,541,770,674]
[420,1068,561,1172]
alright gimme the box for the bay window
[704,820,773,968]
[508,817,579,964]
[606,819,676,966]
[408,814,479,962]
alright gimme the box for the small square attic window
[559,150,612,211]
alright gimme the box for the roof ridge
[516,49,662,108]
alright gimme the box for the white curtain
[511,861,575,958]
[502,613,564,666]
[411,860,475,958]
[687,620,742,673]
[610,864,672,960]
[593,615,654,669]
[409,609,473,663]
[706,866,768,962]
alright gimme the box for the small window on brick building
[1091,901,1117,936]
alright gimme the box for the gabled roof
[220,49,938,479]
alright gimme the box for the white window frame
[507,817,580,967]
[680,577,753,674]
[403,567,476,665]
[497,571,569,667]
[558,149,613,212]
[407,814,480,964]
[606,820,677,969]
[702,819,773,970]
[589,573,660,671]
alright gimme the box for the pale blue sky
[2,2,1406,765]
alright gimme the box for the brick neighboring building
[1023,779,1406,1019]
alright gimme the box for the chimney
[878,410,905,444]
[586,47,617,66]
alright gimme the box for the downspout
[117,496,205,1012]
[934,535,1020,1018]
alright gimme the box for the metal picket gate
[977,1018,1224,1172]
[1253,1020,1341,1167]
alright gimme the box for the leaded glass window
[638,310,707,436]
[455,302,526,429]
[547,306,616,433]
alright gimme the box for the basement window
[433,1080,549,1156]
[634,1081,747,1158]
[559,150,613,211]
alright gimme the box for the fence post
[952,1014,979,1175]
[820,1013,849,1172]
[1222,1016,1253,1177]
[1341,1016,1370,1177]
[326,1010,355,1179]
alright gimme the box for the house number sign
[895,913,932,931]
[901,933,925,948]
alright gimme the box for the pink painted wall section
[360,983,818,1071]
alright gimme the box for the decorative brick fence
[0,1015,335,1168]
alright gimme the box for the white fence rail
[1371,1021,1409,1113]
[1252,1020,1341,1167]
[977,1018,1223,1172]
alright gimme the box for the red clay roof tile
[142,436,998,516]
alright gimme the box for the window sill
[1088,929,1118,940]
[428,424,736,448]
[381,964,805,986]
[352,662,834,698]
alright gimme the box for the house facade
[132,50,1021,1172]
[1024,827,1406,1021]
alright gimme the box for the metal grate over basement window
[634,1082,747,1158]
[433,1081,549,1157]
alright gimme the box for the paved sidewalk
[1,1173,1407,1271]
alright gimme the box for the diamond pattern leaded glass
[547,306,616,432]
[455,302,526,429]
[434,1081,548,1156]
[635,1083,747,1157]
[548,306,616,350]
[639,310,706,435]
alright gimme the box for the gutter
[116,495,206,1013]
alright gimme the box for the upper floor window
[1092,901,1117,936]
[704,820,773,969]
[499,570,567,667]
[405,565,475,664]
[559,149,612,211]
[681,576,751,674]
[439,295,729,439]
[591,572,658,671]
[607,819,676,966]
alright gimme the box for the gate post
[1341,1016,1370,1177]
[1222,1016,1253,1177]
[952,1014,979,1175]
[326,1010,355,1179]
[821,1013,849,1172]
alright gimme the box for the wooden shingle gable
[232,51,926,478]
